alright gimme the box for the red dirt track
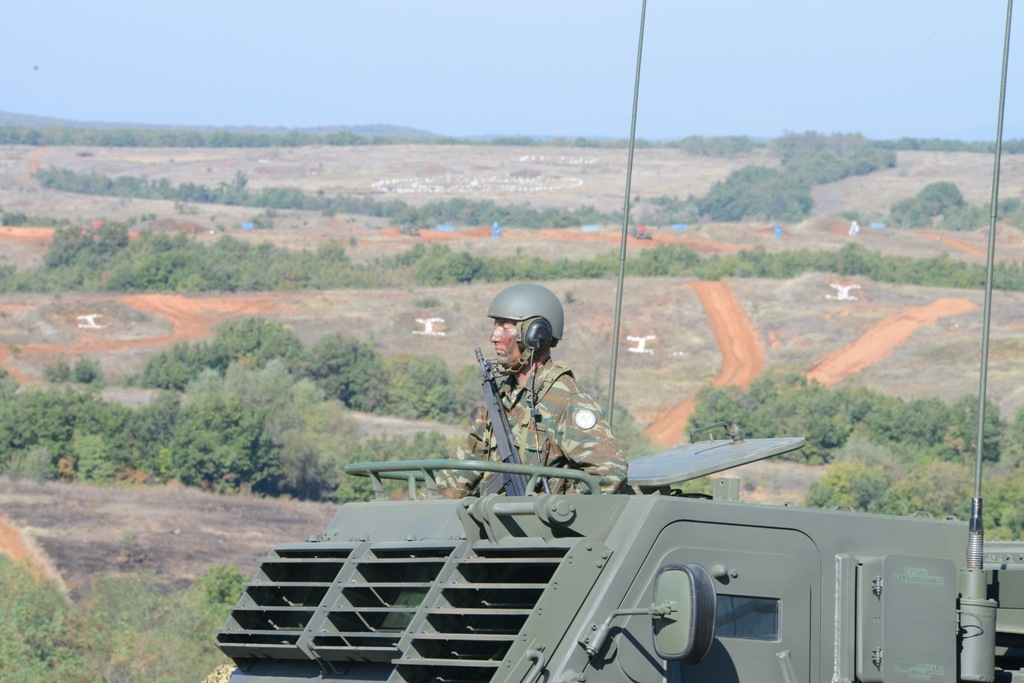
[0,516,65,589]
[915,231,988,258]
[807,298,978,386]
[120,293,291,343]
[0,226,54,243]
[2,293,292,384]
[645,281,766,446]
[643,288,980,447]
[0,517,35,564]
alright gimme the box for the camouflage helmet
[487,283,563,349]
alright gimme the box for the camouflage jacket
[439,359,627,496]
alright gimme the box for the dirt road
[645,281,766,446]
[641,287,980,447]
[807,298,978,386]
[915,231,988,258]
[2,293,293,383]
[0,515,66,589]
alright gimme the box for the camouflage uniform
[439,359,627,496]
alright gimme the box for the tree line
[0,316,653,501]
[5,225,1024,295]
[5,342,1021,535]
[5,124,1024,155]
[685,135,898,222]
[0,317,468,500]
[30,163,1012,230]
[0,124,759,151]
[884,180,1024,231]
[31,167,617,230]
[0,126,410,148]
[688,372,1024,539]
[0,355,458,501]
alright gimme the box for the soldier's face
[490,318,522,367]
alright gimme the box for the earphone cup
[524,317,553,351]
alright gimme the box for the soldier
[440,283,627,496]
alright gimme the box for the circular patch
[574,409,598,430]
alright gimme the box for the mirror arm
[580,602,679,657]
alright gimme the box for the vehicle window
[715,595,779,641]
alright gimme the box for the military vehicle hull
[217,460,1024,682]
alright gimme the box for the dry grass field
[3,141,1024,592]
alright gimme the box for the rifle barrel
[475,347,527,496]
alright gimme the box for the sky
[5,0,1023,142]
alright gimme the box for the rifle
[475,347,528,496]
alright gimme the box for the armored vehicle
[215,3,1021,675]
[215,428,1023,682]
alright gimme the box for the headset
[516,316,553,352]
[516,315,554,494]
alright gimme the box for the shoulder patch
[574,408,597,430]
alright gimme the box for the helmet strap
[506,346,532,374]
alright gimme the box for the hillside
[0,460,820,598]
[2,140,1023,591]
[0,110,438,138]
[0,477,335,598]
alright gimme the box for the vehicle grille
[391,545,568,683]
[310,544,457,663]
[216,545,355,661]
[216,541,570,682]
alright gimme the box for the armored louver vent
[217,540,573,680]
[392,546,569,683]
[308,545,458,663]
[216,546,352,660]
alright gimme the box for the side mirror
[653,563,716,664]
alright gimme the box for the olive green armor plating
[216,432,1024,682]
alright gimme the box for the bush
[413,245,486,285]
[5,445,52,481]
[72,357,104,385]
[333,431,454,502]
[72,434,117,483]
[890,181,969,228]
[385,354,474,423]
[697,166,813,222]
[139,318,302,390]
[805,458,891,512]
[304,333,389,412]
[43,357,71,383]
[0,556,74,682]
[68,567,237,681]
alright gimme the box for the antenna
[974,0,1014,506]
[970,0,1014,559]
[960,4,1012,680]
[607,0,648,425]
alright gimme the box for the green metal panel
[611,521,819,683]
[627,437,805,490]
[855,555,957,683]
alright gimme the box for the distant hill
[0,110,441,139]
